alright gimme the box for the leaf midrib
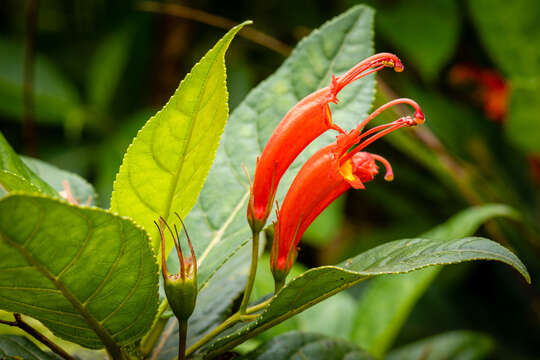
[161,39,228,231]
[0,231,121,353]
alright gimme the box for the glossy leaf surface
[0,194,158,349]
[204,235,528,356]
[350,204,521,358]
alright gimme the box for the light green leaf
[468,0,540,77]
[350,204,520,358]
[370,0,460,81]
[22,156,97,205]
[87,22,135,111]
[0,132,57,197]
[0,335,60,360]
[188,4,375,291]
[203,235,528,357]
[239,332,373,360]
[110,22,249,256]
[0,171,40,194]
[386,331,494,360]
[0,38,81,124]
[0,194,158,350]
[506,77,540,154]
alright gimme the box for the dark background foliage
[0,0,539,358]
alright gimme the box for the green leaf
[188,4,375,292]
[95,109,153,208]
[0,171,40,194]
[370,0,460,81]
[252,254,356,343]
[87,22,135,112]
[350,204,520,358]
[506,77,540,154]
[468,0,540,77]
[0,335,60,360]
[240,332,373,360]
[204,235,528,357]
[0,194,158,350]
[22,156,97,205]
[0,38,81,125]
[110,21,249,256]
[386,331,494,360]
[0,132,57,197]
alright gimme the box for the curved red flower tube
[270,98,424,288]
[247,53,405,232]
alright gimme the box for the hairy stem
[0,313,75,360]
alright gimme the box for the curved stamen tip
[370,153,394,182]
[382,58,404,72]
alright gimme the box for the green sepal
[164,274,198,321]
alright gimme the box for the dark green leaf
[188,4,375,293]
[386,331,493,360]
[204,234,528,357]
[240,332,373,360]
[0,194,158,349]
[0,132,57,197]
[111,22,249,258]
[350,204,520,358]
[371,0,460,81]
[251,255,356,343]
[0,335,60,360]
[468,0,540,77]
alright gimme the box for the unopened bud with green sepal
[155,214,197,320]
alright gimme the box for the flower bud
[155,214,197,321]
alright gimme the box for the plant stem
[238,231,260,314]
[183,231,265,356]
[245,298,272,314]
[0,313,75,360]
[185,312,239,356]
[178,320,188,360]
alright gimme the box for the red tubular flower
[247,53,405,232]
[270,98,424,289]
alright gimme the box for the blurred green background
[0,0,539,359]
